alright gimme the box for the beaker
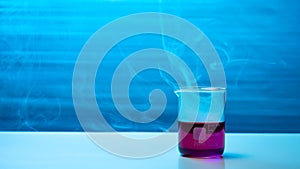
[175,87,226,158]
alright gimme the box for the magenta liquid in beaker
[175,87,226,158]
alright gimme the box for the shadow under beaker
[178,156,225,169]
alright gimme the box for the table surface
[1,132,299,169]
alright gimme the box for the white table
[1,132,299,169]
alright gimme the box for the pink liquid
[178,121,225,157]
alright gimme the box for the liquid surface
[178,121,225,157]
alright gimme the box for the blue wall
[1,0,300,132]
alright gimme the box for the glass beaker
[175,87,226,158]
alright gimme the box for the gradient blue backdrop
[1,0,300,132]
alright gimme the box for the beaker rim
[174,86,226,94]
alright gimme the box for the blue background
[1,0,300,132]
